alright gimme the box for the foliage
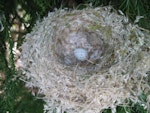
[102,102,148,113]
[0,0,149,113]
[119,0,150,30]
[0,1,45,113]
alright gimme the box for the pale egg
[74,48,88,61]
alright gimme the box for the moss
[105,26,112,39]
[89,24,103,31]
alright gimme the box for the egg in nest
[54,31,105,66]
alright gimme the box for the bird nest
[19,6,150,113]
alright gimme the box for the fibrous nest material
[20,6,150,113]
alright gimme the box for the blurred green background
[0,0,149,113]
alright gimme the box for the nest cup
[20,6,150,113]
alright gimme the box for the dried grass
[19,6,150,113]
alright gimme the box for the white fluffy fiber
[20,6,150,113]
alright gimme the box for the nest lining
[20,6,150,113]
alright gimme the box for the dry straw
[20,6,150,113]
